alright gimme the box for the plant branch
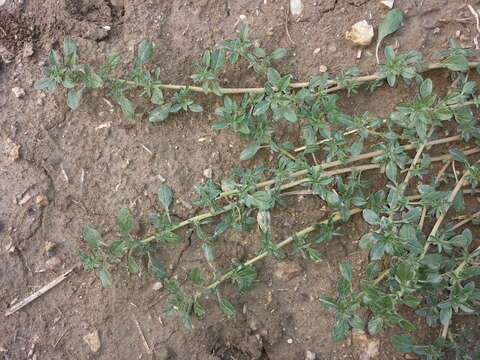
[146,61,480,95]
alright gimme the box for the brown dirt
[1,0,479,359]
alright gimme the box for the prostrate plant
[37,10,480,359]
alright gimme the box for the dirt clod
[45,241,57,256]
[35,194,48,207]
[4,138,21,162]
[152,281,163,291]
[83,330,101,353]
[352,330,380,360]
[11,87,25,98]
[274,261,302,281]
[345,20,374,46]
[45,257,61,270]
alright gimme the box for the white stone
[12,87,25,98]
[290,0,303,16]
[345,20,374,46]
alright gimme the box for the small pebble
[319,65,328,73]
[12,87,25,98]
[239,14,246,21]
[46,257,61,270]
[83,331,101,353]
[35,194,48,207]
[152,282,163,291]
[313,48,320,54]
[36,98,44,106]
[305,350,316,360]
[45,241,57,256]
[287,338,293,344]
[203,168,212,179]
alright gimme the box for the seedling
[36,11,480,359]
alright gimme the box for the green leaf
[282,106,297,122]
[108,239,126,258]
[191,267,204,285]
[363,209,380,225]
[439,306,452,325]
[116,208,134,234]
[202,243,215,265]
[127,254,140,274]
[240,141,261,161]
[193,299,205,316]
[98,268,113,288]
[441,55,469,72]
[136,40,153,67]
[376,9,403,63]
[158,185,173,213]
[390,334,415,353]
[148,256,166,280]
[246,191,273,210]
[271,48,287,60]
[419,78,432,98]
[66,88,83,110]
[339,261,353,281]
[48,49,60,66]
[189,104,203,112]
[449,149,469,165]
[149,106,170,122]
[85,73,103,88]
[218,298,236,316]
[63,37,77,68]
[34,77,57,92]
[151,88,164,105]
[83,226,101,249]
[386,161,397,183]
[267,67,281,87]
[333,320,349,341]
[116,96,134,118]
[368,317,383,335]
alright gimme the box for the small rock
[35,194,49,207]
[36,98,44,106]
[203,168,212,179]
[12,87,25,98]
[328,44,337,53]
[319,65,328,73]
[313,48,320,54]
[110,0,124,7]
[305,350,316,360]
[380,0,394,8]
[0,0,6,6]
[0,45,14,63]
[290,0,303,16]
[286,338,293,344]
[352,330,380,360]
[274,261,302,281]
[83,330,101,353]
[46,257,61,270]
[4,138,20,162]
[156,347,169,360]
[239,14,247,21]
[152,282,163,291]
[86,28,109,41]
[45,241,57,256]
[345,20,374,46]
[22,43,34,58]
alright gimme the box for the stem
[120,62,480,95]
[142,147,479,245]
[451,210,480,231]
[221,135,464,198]
[202,208,363,292]
[421,171,470,257]
[203,191,430,295]
[403,127,435,184]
